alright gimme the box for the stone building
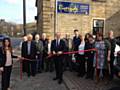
[35,0,120,38]
[0,19,16,36]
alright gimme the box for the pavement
[9,59,120,90]
[10,66,67,90]
[63,71,120,90]
[6,66,120,90]
[8,49,68,90]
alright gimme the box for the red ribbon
[20,48,98,80]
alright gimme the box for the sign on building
[57,1,90,15]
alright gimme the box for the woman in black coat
[85,34,95,80]
[0,38,19,90]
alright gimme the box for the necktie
[56,40,59,47]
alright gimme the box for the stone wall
[57,0,106,37]
[36,0,120,38]
[105,0,120,37]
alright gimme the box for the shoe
[77,74,84,77]
[69,69,73,72]
[77,74,81,77]
[50,70,53,72]
[27,74,30,77]
[58,80,63,84]
[80,75,85,78]
[38,70,42,73]
[7,87,11,90]
[45,69,49,72]
[32,74,36,77]
[53,77,58,80]
[85,76,90,79]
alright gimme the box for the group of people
[21,33,54,76]
[20,30,116,83]
[72,30,116,82]
[0,29,117,90]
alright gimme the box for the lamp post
[23,0,27,36]
[54,0,57,38]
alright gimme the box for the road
[11,38,22,48]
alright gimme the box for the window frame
[92,19,105,35]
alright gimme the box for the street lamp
[54,0,57,38]
[23,0,27,36]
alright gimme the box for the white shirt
[48,43,51,53]
[115,44,120,56]
[78,41,85,55]
[27,41,31,55]
[5,50,12,66]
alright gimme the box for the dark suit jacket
[0,47,18,67]
[40,39,48,56]
[34,40,43,55]
[72,36,81,51]
[51,39,66,55]
[21,41,36,59]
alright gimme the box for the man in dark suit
[44,36,54,72]
[63,33,73,71]
[40,33,48,71]
[107,30,116,80]
[34,34,43,73]
[72,30,81,51]
[21,36,27,73]
[51,32,66,84]
[72,29,81,71]
[21,34,37,77]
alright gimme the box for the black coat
[21,41,36,59]
[40,39,48,56]
[0,47,18,67]
[72,36,81,51]
[51,39,66,54]
[34,40,43,55]
[106,38,116,57]
[44,42,51,55]
[84,42,95,60]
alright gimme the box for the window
[93,19,104,35]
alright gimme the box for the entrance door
[93,19,104,35]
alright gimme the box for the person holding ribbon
[63,33,73,71]
[51,32,66,84]
[85,34,95,80]
[21,34,37,77]
[72,30,81,72]
[77,35,86,77]
[0,38,20,90]
[94,33,111,82]
[44,36,54,72]
[34,34,43,73]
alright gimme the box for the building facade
[0,19,16,36]
[35,0,120,38]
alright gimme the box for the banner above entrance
[57,1,90,15]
